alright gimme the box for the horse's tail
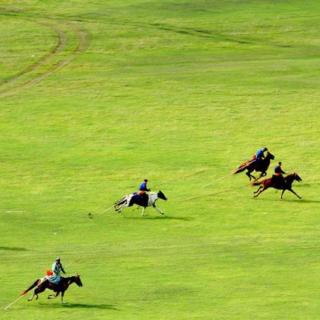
[252,178,268,186]
[233,166,247,174]
[233,159,254,174]
[114,196,125,206]
[21,279,41,295]
[251,180,261,186]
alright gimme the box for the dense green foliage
[1,1,319,319]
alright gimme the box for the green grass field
[1,0,320,319]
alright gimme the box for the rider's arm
[60,264,66,274]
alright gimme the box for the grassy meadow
[1,0,320,319]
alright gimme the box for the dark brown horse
[253,172,302,199]
[234,151,275,180]
[23,275,83,303]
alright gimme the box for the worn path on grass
[0,10,89,97]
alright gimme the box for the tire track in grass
[0,21,67,86]
[0,15,89,98]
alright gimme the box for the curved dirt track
[0,13,89,98]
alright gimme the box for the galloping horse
[253,172,302,199]
[234,151,275,180]
[114,191,167,216]
[23,275,83,303]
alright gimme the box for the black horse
[253,172,302,199]
[234,151,275,180]
[23,275,83,303]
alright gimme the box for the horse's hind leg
[141,207,145,216]
[114,198,128,212]
[28,293,36,301]
[253,186,262,195]
[29,287,43,301]
[254,187,265,198]
[260,171,267,178]
[247,170,256,180]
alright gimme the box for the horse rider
[138,179,150,199]
[32,257,66,289]
[272,162,286,187]
[254,147,268,165]
[44,257,66,285]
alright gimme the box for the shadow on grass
[287,199,320,204]
[0,246,28,251]
[40,302,118,310]
[123,215,193,221]
[253,197,319,204]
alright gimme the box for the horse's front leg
[259,171,266,179]
[289,188,302,199]
[141,207,145,216]
[281,189,285,199]
[153,204,164,215]
[61,291,65,304]
[246,170,252,181]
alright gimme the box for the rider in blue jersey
[138,179,150,194]
[48,257,66,285]
[256,147,268,160]
[136,179,150,204]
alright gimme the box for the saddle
[47,275,61,285]
[130,193,149,207]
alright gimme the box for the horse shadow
[253,198,320,204]
[0,246,28,251]
[287,199,320,204]
[123,215,193,221]
[40,302,118,310]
